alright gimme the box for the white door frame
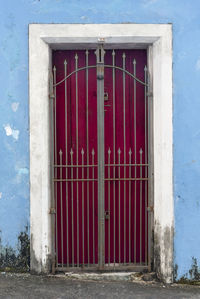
[29,24,173,283]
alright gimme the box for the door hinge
[49,208,56,214]
[147,206,154,213]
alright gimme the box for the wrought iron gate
[49,46,151,272]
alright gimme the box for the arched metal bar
[54,65,96,87]
[105,65,147,86]
[53,65,148,87]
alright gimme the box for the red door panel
[53,50,98,266]
[52,48,148,267]
[104,50,147,264]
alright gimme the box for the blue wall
[0,0,200,279]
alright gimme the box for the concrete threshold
[64,272,156,282]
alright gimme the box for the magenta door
[52,47,148,270]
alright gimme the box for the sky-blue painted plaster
[0,0,200,279]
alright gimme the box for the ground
[1,273,200,298]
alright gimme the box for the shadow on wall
[0,227,30,272]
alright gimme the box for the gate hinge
[49,207,56,214]
[147,206,154,213]
[147,91,153,97]
[49,93,55,99]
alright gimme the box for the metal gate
[49,45,151,272]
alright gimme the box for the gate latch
[104,210,110,220]
[49,208,56,214]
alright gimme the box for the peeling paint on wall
[153,220,174,283]
[4,124,19,140]
[196,58,200,71]
[11,102,19,112]
[17,168,29,175]
[143,0,159,7]
[14,167,29,184]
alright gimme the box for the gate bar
[70,148,74,266]
[59,150,64,267]
[108,148,111,265]
[54,65,147,87]
[86,50,90,266]
[92,149,95,264]
[96,45,105,269]
[133,59,137,264]
[122,52,126,264]
[139,148,143,264]
[118,148,121,264]
[49,71,56,272]
[147,52,153,270]
[129,149,132,263]
[144,65,148,265]
[75,54,80,267]
[112,50,116,267]
[53,66,58,268]
[81,148,85,266]
[64,60,69,267]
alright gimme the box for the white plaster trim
[29,24,173,282]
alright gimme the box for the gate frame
[29,24,173,283]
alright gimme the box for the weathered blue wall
[0,0,200,278]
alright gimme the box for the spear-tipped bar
[59,149,64,267]
[92,148,95,264]
[139,148,143,264]
[129,148,132,263]
[53,64,58,268]
[81,147,85,266]
[85,50,90,267]
[133,58,137,264]
[112,49,116,267]
[108,148,111,265]
[144,64,148,265]
[75,53,79,267]
[96,45,105,269]
[64,58,69,267]
[70,148,74,267]
[122,52,126,264]
[118,148,121,264]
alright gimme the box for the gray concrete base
[64,272,156,282]
[2,272,200,298]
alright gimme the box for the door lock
[104,210,110,220]
[104,92,109,101]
